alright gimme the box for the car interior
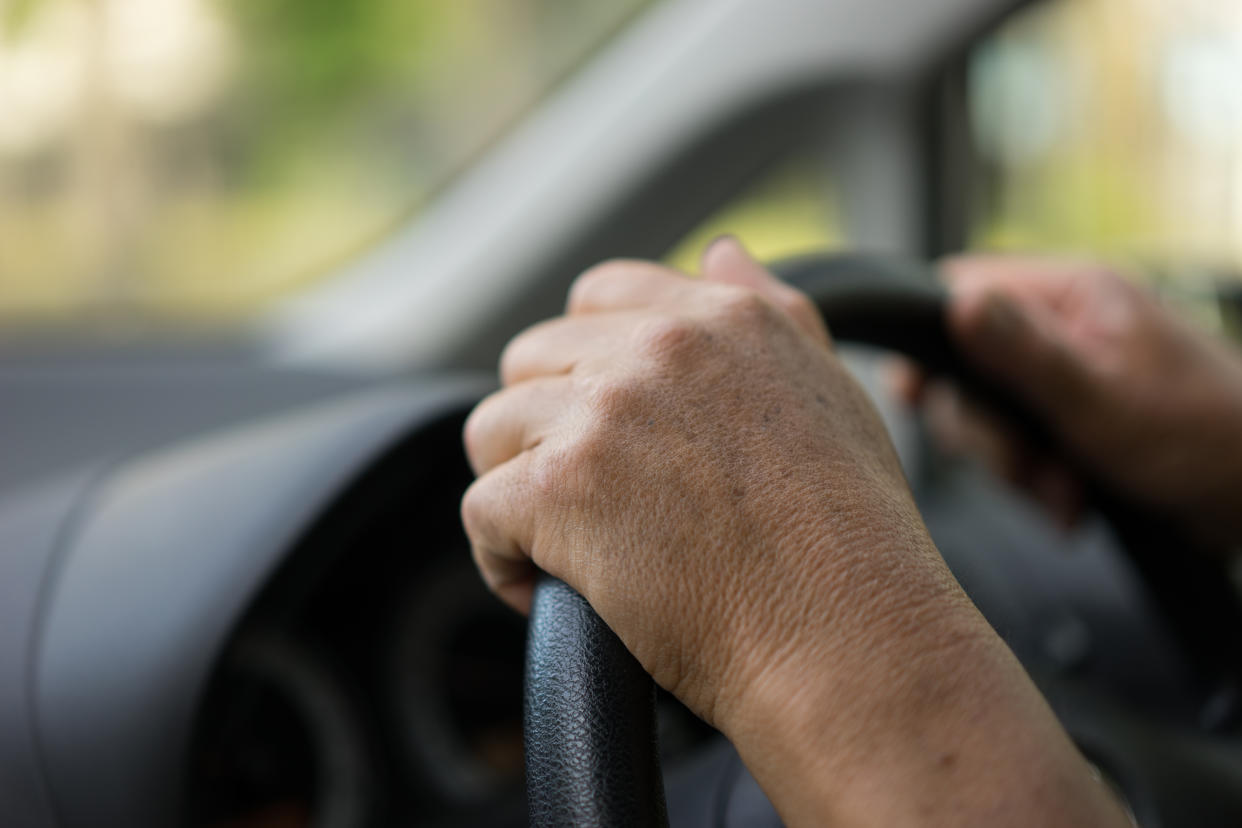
[3,0,1242,825]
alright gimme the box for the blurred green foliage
[1,0,40,40]
[0,0,653,322]
[220,0,438,171]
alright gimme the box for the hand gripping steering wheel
[522,253,1242,827]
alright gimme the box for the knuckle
[781,288,818,323]
[459,477,490,537]
[534,393,624,496]
[462,399,490,457]
[716,286,773,326]
[589,377,641,420]
[528,442,585,504]
[498,317,556,385]
[462,388,509,469]
[567,259,631,313]
[634,314,703,363]
[497,331,529,385]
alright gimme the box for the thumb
[948,286,1093,422]
[700,236,830,346]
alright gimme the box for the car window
[0,0,654,326]
[664,153,845,274]
[966,0,1242,327]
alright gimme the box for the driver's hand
[894,256,1242,548]
[461,238,1130,827]
[463,237,954,718]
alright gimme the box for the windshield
[0,0,653,328]
[968,0,1242,282]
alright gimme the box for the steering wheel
[522,253,1242,827]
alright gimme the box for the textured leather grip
[525,576,667,827]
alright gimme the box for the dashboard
[182,387,717,827]
[0,364,716,828]
[188,405,528,827]
[4,348,1242,828]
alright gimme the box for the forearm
[721,596,1132,827]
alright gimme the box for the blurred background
[0,0,656,324]
[3,0,1242,331]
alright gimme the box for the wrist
[721,596,1131,827]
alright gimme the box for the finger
[947,286,1095,422]
[463,376,572,475]
[461,453,539,614]
[700,235,831,346]
[566,259,697,316]
[939,254,1082,300]
[499,312,637,386]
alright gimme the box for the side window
[965,0,1242,331]
[0,0,656,323]
[664,154,844,273]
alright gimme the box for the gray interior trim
[263,0,1022,373]
[29,379,488,827]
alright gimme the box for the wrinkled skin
[896,256,1242,547]
[462,239,1130,826]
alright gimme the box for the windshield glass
[0,0,653,328]
[967,0,1242,295]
